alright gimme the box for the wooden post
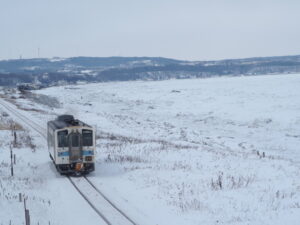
[25,209,30,225]
[14,154,16,165]
[24,198,30,225]
[10,122,13,136]
[10,145,13,176]
[24,198,27,224]
[13,131,17,147]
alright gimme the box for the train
[47,115,95,175]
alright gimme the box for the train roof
[48,115,92,130]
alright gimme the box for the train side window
[58,130,68,147]
[82,129,93,146]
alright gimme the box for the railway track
[68,176,137,225]
[0,98,47,138]
[0,98,138,225]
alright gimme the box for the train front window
[71,134,80,147]
[82,129,93,146]
[58,130,68,147]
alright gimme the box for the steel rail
[84,176,138,225]
[67,176,113,225]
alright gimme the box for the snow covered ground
[1,73,300,225]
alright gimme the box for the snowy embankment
[1,74,300,225]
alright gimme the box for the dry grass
[210,173,255,190]
[105,154,147,163]
[16,106,46,113]
[12,131,36,151]
[0,119,24,131]
[97,131,196,150]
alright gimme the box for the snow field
[2,73,300,224]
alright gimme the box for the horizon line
[1,53,300,63]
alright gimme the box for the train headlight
[85,156,92,161]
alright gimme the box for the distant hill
[0,55,300,87]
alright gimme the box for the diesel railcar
[47,115,95,175]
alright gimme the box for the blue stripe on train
[57,150,94,157]
[82,150,94,156]
[58,151,69,157]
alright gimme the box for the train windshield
[82,129,93,146]
[58,130,68,147]
[71,134,80,147]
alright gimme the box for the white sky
[1,0,300,61]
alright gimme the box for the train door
[68,132,82,162]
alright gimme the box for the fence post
[25,209,30,225]
[10,145,13,176]
[24,198,30,225]
[13,131,17,147]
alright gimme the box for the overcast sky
[1,0,300,61]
